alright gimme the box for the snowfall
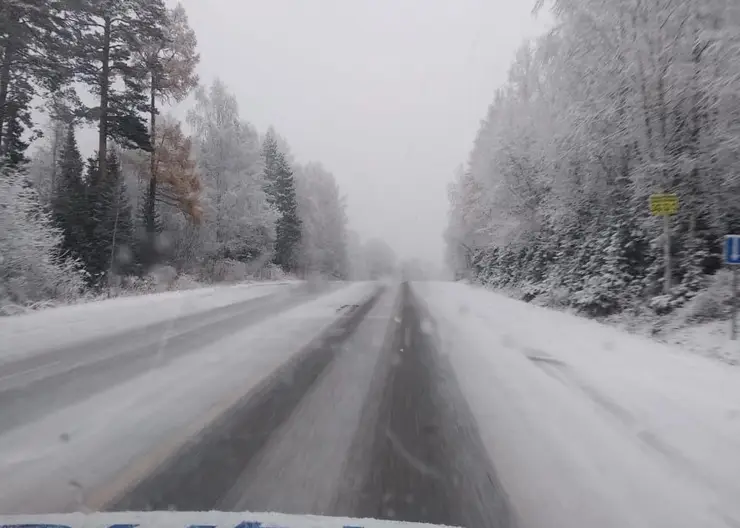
[0,280,739,528]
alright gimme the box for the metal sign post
[650,194,679,294]
[724,235,740,340]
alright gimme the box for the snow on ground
[659,319,739,364]
[412,281,740,528]
[0,281,376,514]
[0,280,302,361]
[609,314,740,366]
[0,511,455,528]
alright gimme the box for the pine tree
[84,151,134,285]
[69,0,167,182]
[52,124,86,261]
[0,0,72,163]
[262,130,301,272]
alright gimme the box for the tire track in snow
[106,286,383,512]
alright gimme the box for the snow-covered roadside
[0,280,302,361]
[412,281,740,528]
[610,314,739,366]
[483,276,740,366]
[0,282,377,514]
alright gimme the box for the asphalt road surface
[0,282,515,527]
[0,281,345,433]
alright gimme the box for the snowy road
[1,280,739,527]
[0,281,345,432]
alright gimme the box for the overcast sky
[169,0,550,267]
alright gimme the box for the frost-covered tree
[0,167,83,309]
[187,79,276,272]
[447,0,740,316]
[294,162,348,278]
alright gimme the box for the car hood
[0,511,459,528]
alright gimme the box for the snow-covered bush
[147,265,179,291]
[537,286,571,309]
[0,173,85,311]
[648,294,674,316]
[253,262,288,281]
[572,275,624,317]
[207,259,249,282]
[171,273,202,290]
[676,271,734,324]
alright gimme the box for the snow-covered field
[0,280,302,361]
[413,281,740,528]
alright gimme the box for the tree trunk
[98,16,111,181]
[0,38,15,158]
[50,121,63,192]
[145,79,158,266]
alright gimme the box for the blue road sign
[725,235,740,265]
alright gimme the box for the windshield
[1,1,739,527]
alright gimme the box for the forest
[0,0,376,312]
[446,0,740,322]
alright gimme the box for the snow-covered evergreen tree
[262,129,301,273]
[83,152,135,284]
[52,124,87,263]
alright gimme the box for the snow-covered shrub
[147,265,179,291]
[520,281,547,303]
[208,259,248,282]
[676,271,733,324]
[0,173,85,311]
[255,263,288,281]
[648,294,674,316]
[572,275,624,317]
[537,286,571,309]
[171,273,202,290]
[119,275,155,294]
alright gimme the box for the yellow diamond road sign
[650,193,679,216]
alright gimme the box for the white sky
[168,1,549,266]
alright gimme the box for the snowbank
[413,281,740,528]
[0,280,301,361]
